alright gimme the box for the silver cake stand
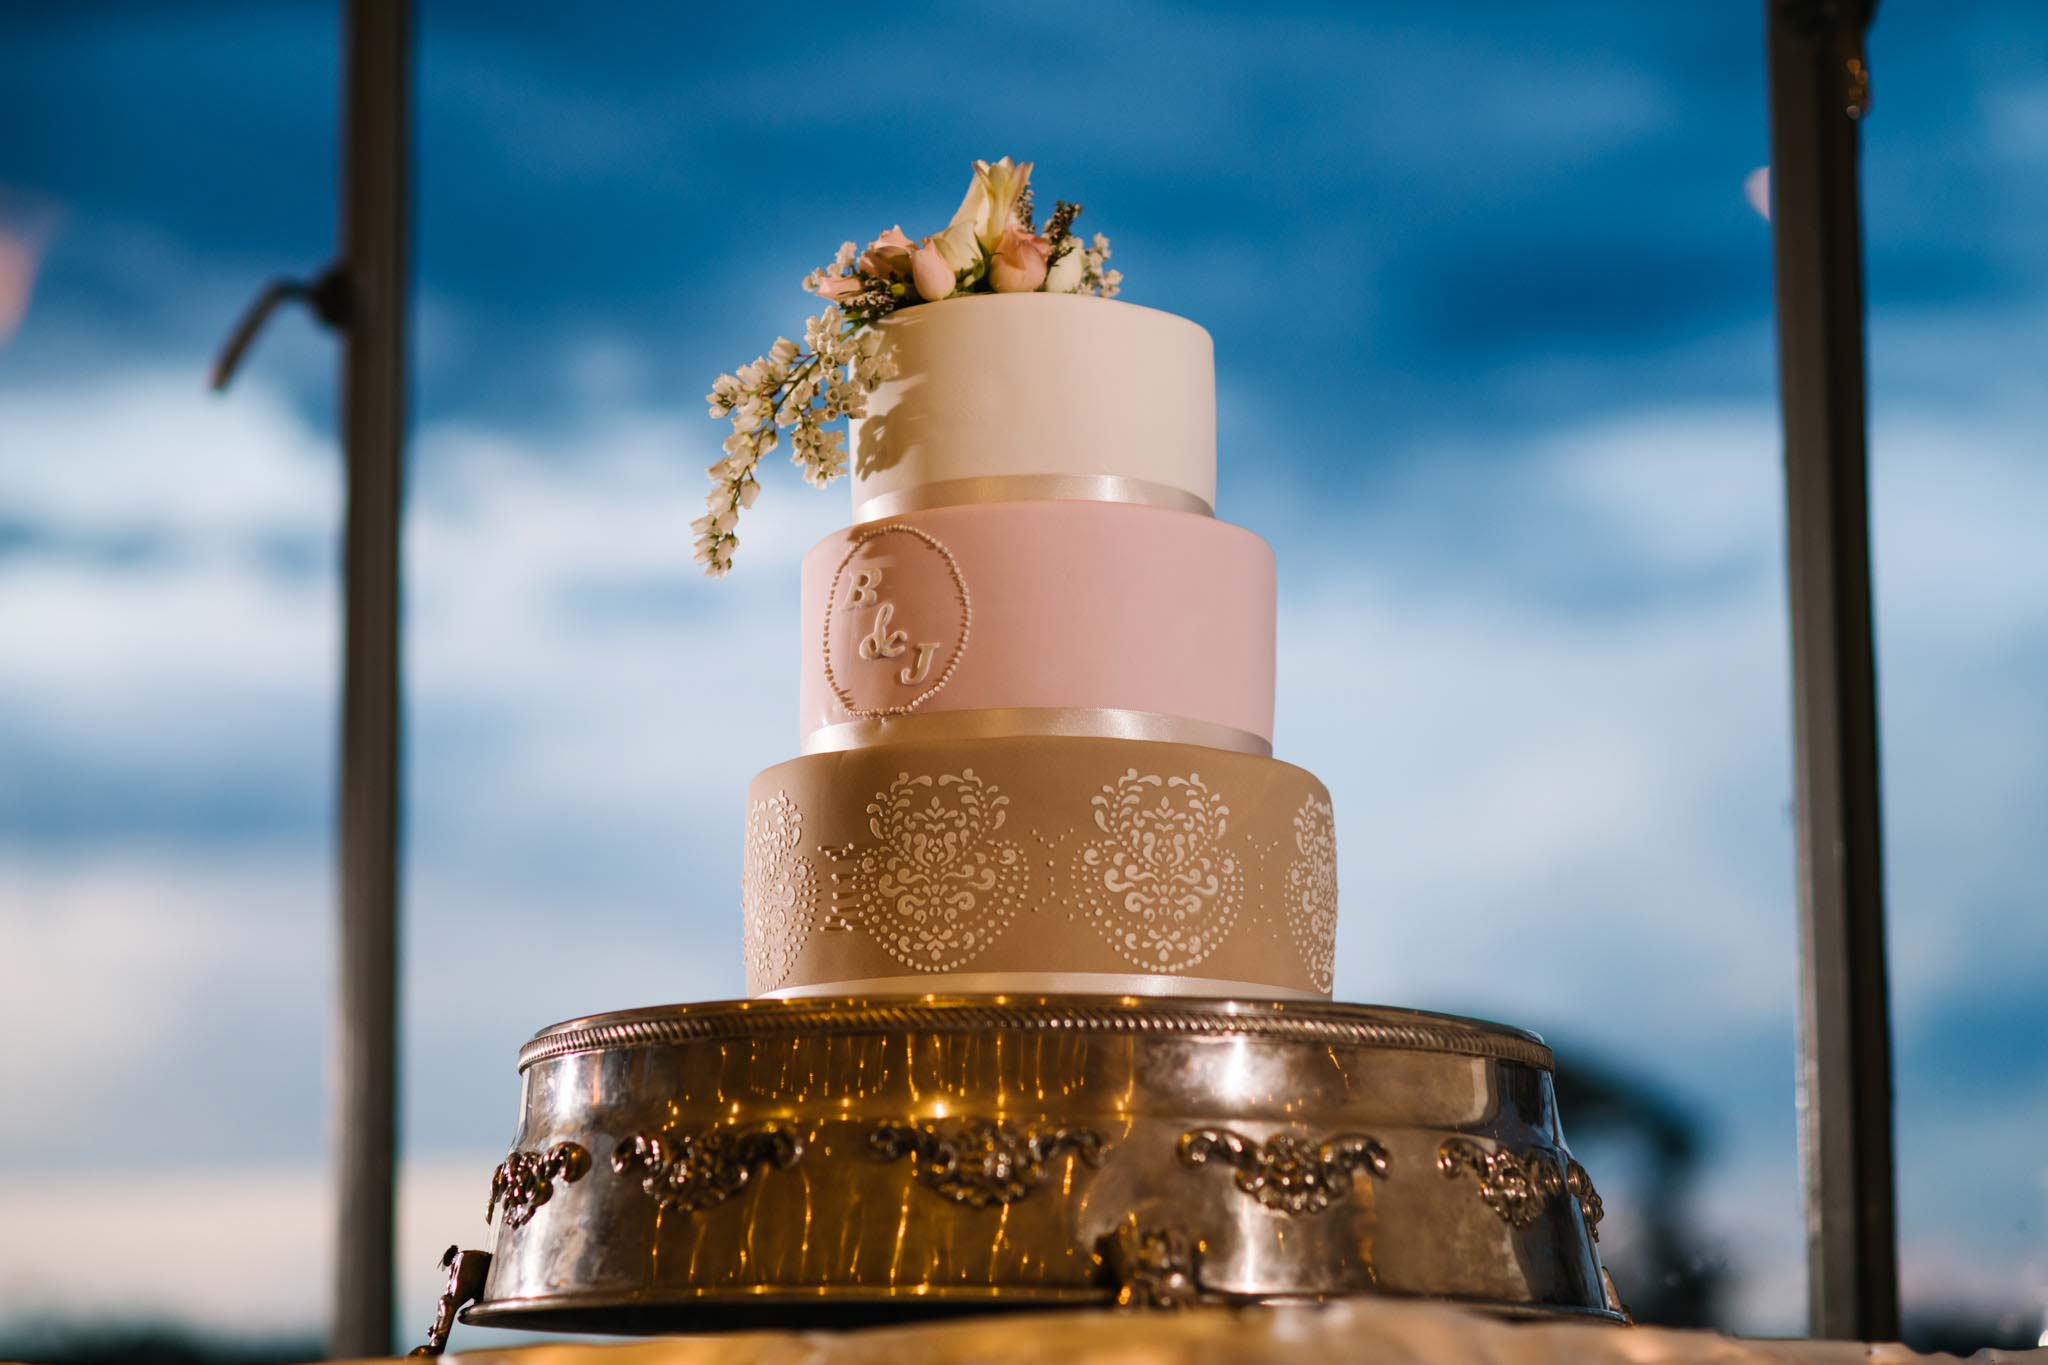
[411,994,1625,1353]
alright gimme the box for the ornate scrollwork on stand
[1098,1224,1201,1310]
[1566,1157,1605,1240]
[486,1142,590,1229]
[1437,1137,1568,1229]
[868,1117,1104,1207]
[1177,1128,1390,1216]
[611,1122,803,1213]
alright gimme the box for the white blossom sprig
[1079,232,1122,299]
[694,305,892,576]
[697,158,1124,576]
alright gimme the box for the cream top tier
[848,294,1217,522]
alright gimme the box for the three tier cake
[427,165,1620,1351]
[744,293,1337,1000]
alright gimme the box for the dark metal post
[331,0,410,1356]
[1764,0,1900,1341]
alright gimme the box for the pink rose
[858,225,915,281]
[909,223,980,303]
[911,239,956,301]
[815,274,865,303]
[987,226,1051,293]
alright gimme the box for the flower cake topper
[696,158,1122,577]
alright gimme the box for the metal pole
[331,0,410,1356]
[1764,0,1900,1342]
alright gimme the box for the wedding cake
[425,161,1619,1353]
[737,290,1338,998]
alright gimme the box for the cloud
[0,854,316,1094]
[7,355,2048,1338]
[1265,407,1795,1020]
[4,1,2045,1344]
[0,372,335,543]
[0,1155,517,1349]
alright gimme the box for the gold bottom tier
[742,736,1337,998]
[443,995,1624,1341]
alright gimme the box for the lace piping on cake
[823,769,1028,973]
[1284,794,1339,993]
[741,791,819,994]
[1076,769,1243,973]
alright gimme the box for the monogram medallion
[612,1122,803,1213]
[821,523,971,719]
[1178,1128,1389,1216]
[869,1117,1104,1207]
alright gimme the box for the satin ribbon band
[801,706,1273,757]
[851,473,1215,523]
[763,971,1326,1002]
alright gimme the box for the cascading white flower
[696,158,1118,576]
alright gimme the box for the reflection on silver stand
[411,995,1625,1352]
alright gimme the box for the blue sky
[2,0,2046,1350]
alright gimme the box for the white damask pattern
[741,791,819,993]
[826,769,1028,972]
[1077,769,1243,972]
[1284,795,1339,992]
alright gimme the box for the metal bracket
[209,263,351,391]
[407,1245,492,1357]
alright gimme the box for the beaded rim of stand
[518,996,1554,1072]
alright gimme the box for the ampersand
[858,601,909,661]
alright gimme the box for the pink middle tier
[799,500,1275,750]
